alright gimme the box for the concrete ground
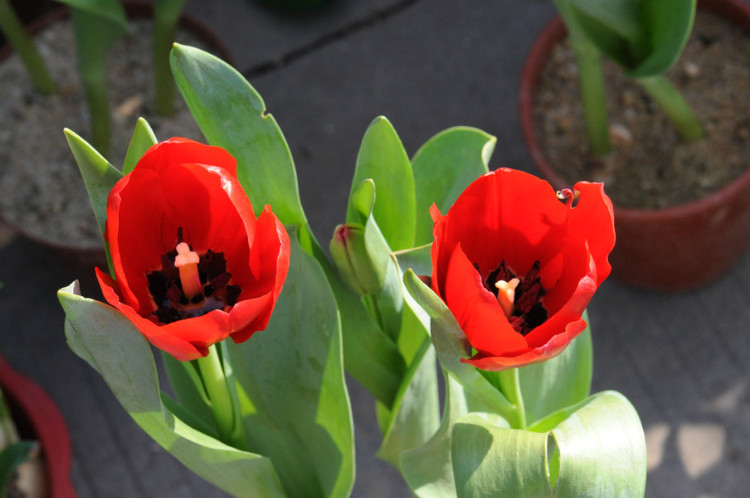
[2,0,749,496]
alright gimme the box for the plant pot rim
[0,356,75,498]
[519,0,750,222]
[0,0,236,257]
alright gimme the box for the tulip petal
[136,137,238,177]
[568,182,616,284]
[96,268,222,361]
[443,244,528,357]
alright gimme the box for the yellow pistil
[495,278,520,318]
[174,242,202,300]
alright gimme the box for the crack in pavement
[242,0,421,79]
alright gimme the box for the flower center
[146,230,241,324]
[482,260,548,336]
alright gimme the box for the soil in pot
[0,12,218,254]
[532,9,750,210]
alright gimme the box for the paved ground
[2,0,749,496]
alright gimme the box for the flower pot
[519,0,750,291]
[0,1,235,268]
[0,356,75,497]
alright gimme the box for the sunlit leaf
[58,282,286,498]
[226,234,354,498]
[411,127,494,246]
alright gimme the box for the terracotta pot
[0,1,235,267]
[0,356,75,497]
[519,0,750,291]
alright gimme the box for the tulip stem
[499,368,527,429]
[196,345,242,447]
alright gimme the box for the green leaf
[123,118,158,175]
[631,0,696,77]
[403,270,516,419]
[170,44,307,230]
[55,0,128,26]
[411,127,494,246]
[549,391,646,497]
[0,0,56,94]
[57,282,286,498]
[452,413,552,498]
[376,342,439,468]
[326,269,405,407]
[451,391,646,498]
[226,234,354,498]
[393,243,432,278]
[64,129,122,238]
[0,441,36,495]
[566,0,696,77]
[64,128,121,271]
[161,352,218,437]
[400,374,490,498]
[346,116,415,250]
[517,318,593,427]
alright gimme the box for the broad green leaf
[346,116,415,250]
[452,414,552,498]
[170,44,307,231]
[403,270,516,419]
[326,268,405,407]
[451,391,646,498]
[376,341,439,468]
[400,374,490,498]
[517,319,592,427]
[567,0,640,43]
[550,391,646,497]
[373,245,442,468]
[394,243,432,278]
[567,0,696,77]
[411,127,494,245]
[226,234,354,498]
[123,118,158,175]
[58,282,286,498]
[632,0,696,78]
[55,0,127,26]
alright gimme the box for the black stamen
[479,259,548,336]
[146,228,239,324]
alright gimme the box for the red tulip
[430,168,614,371]
[96,138,290,361]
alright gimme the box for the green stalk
[196,344,245,448]
[0,0,56,94]
[553,0,612,158]
[636,74,704,141]
[153,0,186,116]
[498,368,527,430]
[70,8,112,155]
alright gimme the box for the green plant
[0,388,43,498]
[0,0,55,94]
[0,0,189,155]
[554,0,703,157]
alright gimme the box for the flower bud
[330,224,386,296]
